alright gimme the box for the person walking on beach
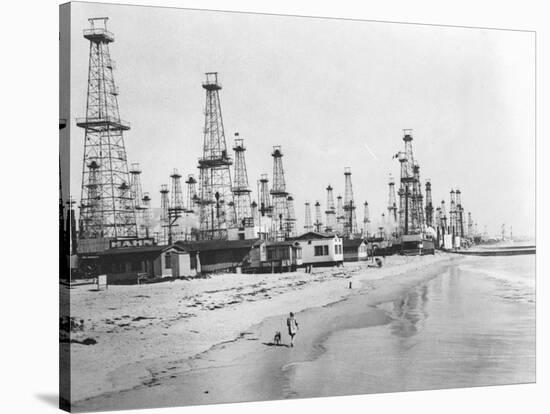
[287,312,299,347]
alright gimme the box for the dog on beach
[274,331,282,345]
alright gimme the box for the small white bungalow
[291,232,344,268]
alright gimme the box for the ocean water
[288,254,535,397]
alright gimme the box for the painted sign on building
[110,238,155,249]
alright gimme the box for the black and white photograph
[57,1,538,413]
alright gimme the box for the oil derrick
[440,200,448,236]
[185,175,197,213]
[160,184,170,244]
[425,180,434,228]
[397,184,405,235]
[455,189,464,237]
[304,202,313,232]
[77,18,136,240]
[397,152,409,235]
[226,201,236,228]
[387,174,397,233]
[336,195,345,234]
[411,162,425,232]
[129,163,146,237]
[467,211,473,239]
[325,185,336,232]
[314,201,323,232]
[286,195,297,237]
[141,192,152,238]
[363,201,370,237]
[435,206,442,243]
[396,130,424,236]
[449,189,457,236]
[168,169,185,242]
[197,72,234,240]
[231,134,253,227]
[270,146,289,240]
[259,174,272,218]
[343,167,358,237]
[380,213,386,238]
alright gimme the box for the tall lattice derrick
[185,174,197,213]
[440,200,448,235]
[77,18,136,240]
[141,192,152,238]
[336,195,344,234]
[325,185,336,232]
[396,129,425,236]
[343,167,358,237]
[160,184,170,244]
[129,163,146,237]
[170,169,184,212]
[363,201,370,237]
[379,213,387,238]
[412,162,425,233]
[397,183,405,236]
[387,174,397,233]
[259,174,273,218]
[270,146,289,240]
[449,189,457,236]
[286,195,297,237]
[435,206,442,239]
[197,72,234,240]
[425,180,434,228]
[169,169,184,241]
[455,189,464,237]
[304,202,313,232]
[314,201,323,232]
[397,152,408,235]
[232,134,253,227]
[388,174,397,222]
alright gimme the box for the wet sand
[74,259,460,412]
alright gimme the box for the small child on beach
[286,312,299,347]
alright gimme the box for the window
[165,252,172,269]
[315,245,329,256]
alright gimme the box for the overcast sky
[68,2,535,237]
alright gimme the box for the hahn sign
[110,238,155,249]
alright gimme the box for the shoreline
[72,253,461,411]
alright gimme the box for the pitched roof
[175,238,264,252]
[292,231,338,240]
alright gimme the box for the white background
[1,0,547,413]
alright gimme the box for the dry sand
[66,253,459,407]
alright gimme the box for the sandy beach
[66,253,462,410]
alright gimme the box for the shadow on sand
[262,342,290,348]
[35,393,59,408]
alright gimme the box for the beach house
[291,232,344,268]
[175,239,266,273]
[95,243,200,284]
